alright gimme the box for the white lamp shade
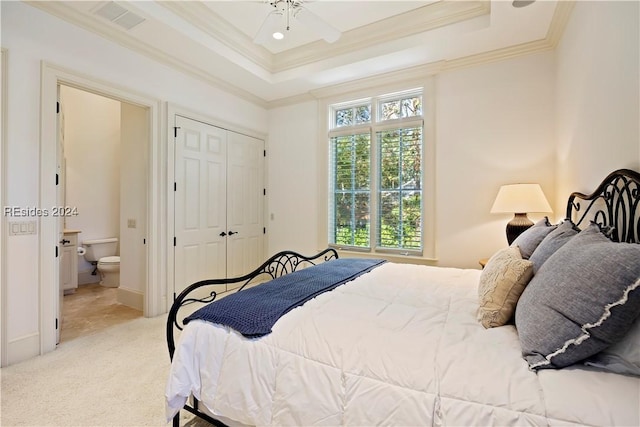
[490,183,552,214]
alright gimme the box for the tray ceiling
[27,0,566,106]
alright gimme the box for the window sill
[333,248,438,266]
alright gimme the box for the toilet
[82,237,120,288]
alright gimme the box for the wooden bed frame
[166,168,639,427]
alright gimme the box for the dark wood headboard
[566,169,640,244]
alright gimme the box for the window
[328,90,424,255]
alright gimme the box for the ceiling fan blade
[294,5,341,43]
[254,10,283,45]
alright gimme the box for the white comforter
[165,263,640,426]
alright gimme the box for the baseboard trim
[7,332,40,366]
[117,287,143,311]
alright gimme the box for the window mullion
[398,132,404,249]
[350,139,357,246]
[370,127,378,252]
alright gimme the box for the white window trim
[317,77,436,262]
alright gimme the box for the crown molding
[307,61,446,102]
[281,38,554,107]
[25,1,268,108]
[272,1,491,73]
[157,1,273,72]
[266,92,317,109]
[269,0,575,108]
[545,0,576,48]
[441,38,553,72]
[149,0,491,75]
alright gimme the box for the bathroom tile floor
[60,283,142,343]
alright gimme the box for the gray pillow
[529,219,579,274]
[510,217,556,259]
[584,316,640,376]
[515,223,640,370]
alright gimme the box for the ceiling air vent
[94,2,145,31]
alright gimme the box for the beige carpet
[0,314,211,427]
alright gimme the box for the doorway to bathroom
[57,84,146,342]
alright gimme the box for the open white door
[56,87,65,344]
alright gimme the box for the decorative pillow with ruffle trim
[515,223,640,370]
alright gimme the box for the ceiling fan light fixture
[294,6,341,43]
[253,10,283,45]
[253,0,341,45]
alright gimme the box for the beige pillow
[477,246,533,328]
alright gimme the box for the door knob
[60,239,70,244]
[219,232,227,237]
[228,231,238,236]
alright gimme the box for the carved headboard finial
[566,169,640,244]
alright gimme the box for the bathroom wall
[60,86,121,276]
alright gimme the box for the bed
[165,168,640,427]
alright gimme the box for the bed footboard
[166,248,338,360]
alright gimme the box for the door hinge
[143,238,146,245]
[174,182,177,192]
[264,150,266,157]
[56,173,59,186]
[56,102,60,114]
[55,246,58,258]
[263,188,266,196]
[174,237,177,247]
[263,227,266,234]
[174,126,180,138]
[55,318,58,330]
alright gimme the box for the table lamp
[490,183,552,244]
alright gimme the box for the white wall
[119,102,148,307]
[435,51,556,267]
[1,1,267,365]
[267,100,320,256]
[555,1,640,204]
[61,86,121,275]
[267,52,556,268]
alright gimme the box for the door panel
[174,115,264,296]
[174,116,227,296]
[226,132,264,282]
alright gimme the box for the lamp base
[506,213,534,245]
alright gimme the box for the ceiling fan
[253,0,341,45]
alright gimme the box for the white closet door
[174,116,227,297]
[226,132,265,284]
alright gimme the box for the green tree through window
[329,91,424,254]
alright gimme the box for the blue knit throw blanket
[185,258,386,337]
